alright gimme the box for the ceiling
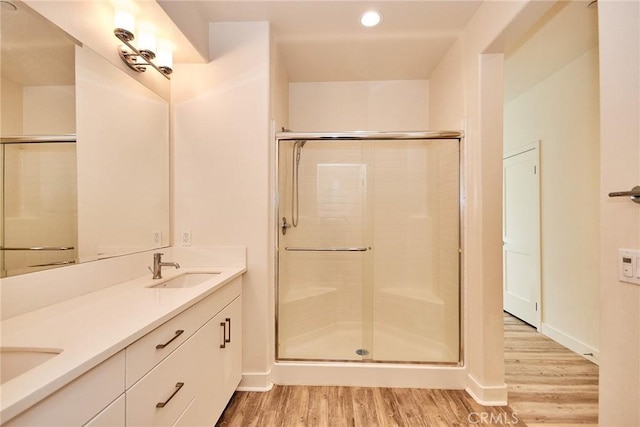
[158,0,483,82]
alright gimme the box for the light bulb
[114,10,135,41]
[156,41,173,75]
[361,11,382,27]
[138,28,156,60]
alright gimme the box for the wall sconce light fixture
[114,10,173,79]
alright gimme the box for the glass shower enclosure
[276,131,462,364]
[1,137,78,277]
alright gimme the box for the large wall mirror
[0,0,170,277]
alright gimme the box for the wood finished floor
[216,314,598,426]
[504,313,598,426]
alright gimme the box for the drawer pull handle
[156,330,184,349]
[156,382,184,408]
[225,318,231,343]
[220,322,226,348]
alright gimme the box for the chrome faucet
[151,252,180,279]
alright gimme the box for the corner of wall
[465,374,508,406]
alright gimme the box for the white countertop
[0,266,245,422]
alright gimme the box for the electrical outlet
[182,230,191,246]
[152,230,162,247]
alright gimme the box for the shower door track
[276,130,463,141]
[285,247,368,252]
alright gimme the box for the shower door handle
[284,247,369,252]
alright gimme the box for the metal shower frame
[273,130,465,366]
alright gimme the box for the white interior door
[503,142,540,327]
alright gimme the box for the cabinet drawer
[126,277,241,388]
[126,315,213,427]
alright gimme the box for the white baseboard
[238,371,274,392]
[465,374,508,406]
[540,323,599,365]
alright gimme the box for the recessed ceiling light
[361,11,382,27]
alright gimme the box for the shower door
[1,140,78,277]
[276,134,460,364]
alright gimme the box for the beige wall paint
[0,82,74,136]
[22,86,75,135]
[598,0,640,424]
[270,40,290,133]
[172,22,272,389]
[1,78,24,135]
[504,46,600,358]
[289,80,429,132]
[429,0,556,404]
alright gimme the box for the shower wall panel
[2,143,78,275]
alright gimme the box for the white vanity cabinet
[2,275,243,427]
[172,295,242,426]
[126,278,242,426]
[84,395,126,427]
[4,351,125,427]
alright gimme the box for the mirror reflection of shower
[281,139,306,235]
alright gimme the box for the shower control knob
[281,217,292,235]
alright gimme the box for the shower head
[295,139,307,148]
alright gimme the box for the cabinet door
[217,295,242,409]
[182,295,243,426]
[83,394,125,427]
[207,295,242,423]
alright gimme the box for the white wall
[22,86,75,135]
[270,40,290,132]
[172,22,272,390]
[428,0,556,404]
[504,35,600,358]
[1,78,24,135]
[0,82,75,136]
[289,80,429,131]
[598,0,640,424]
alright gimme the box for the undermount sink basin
[148,273,220,289]
[0,347,62,385]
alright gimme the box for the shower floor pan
[279,322,456,363]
